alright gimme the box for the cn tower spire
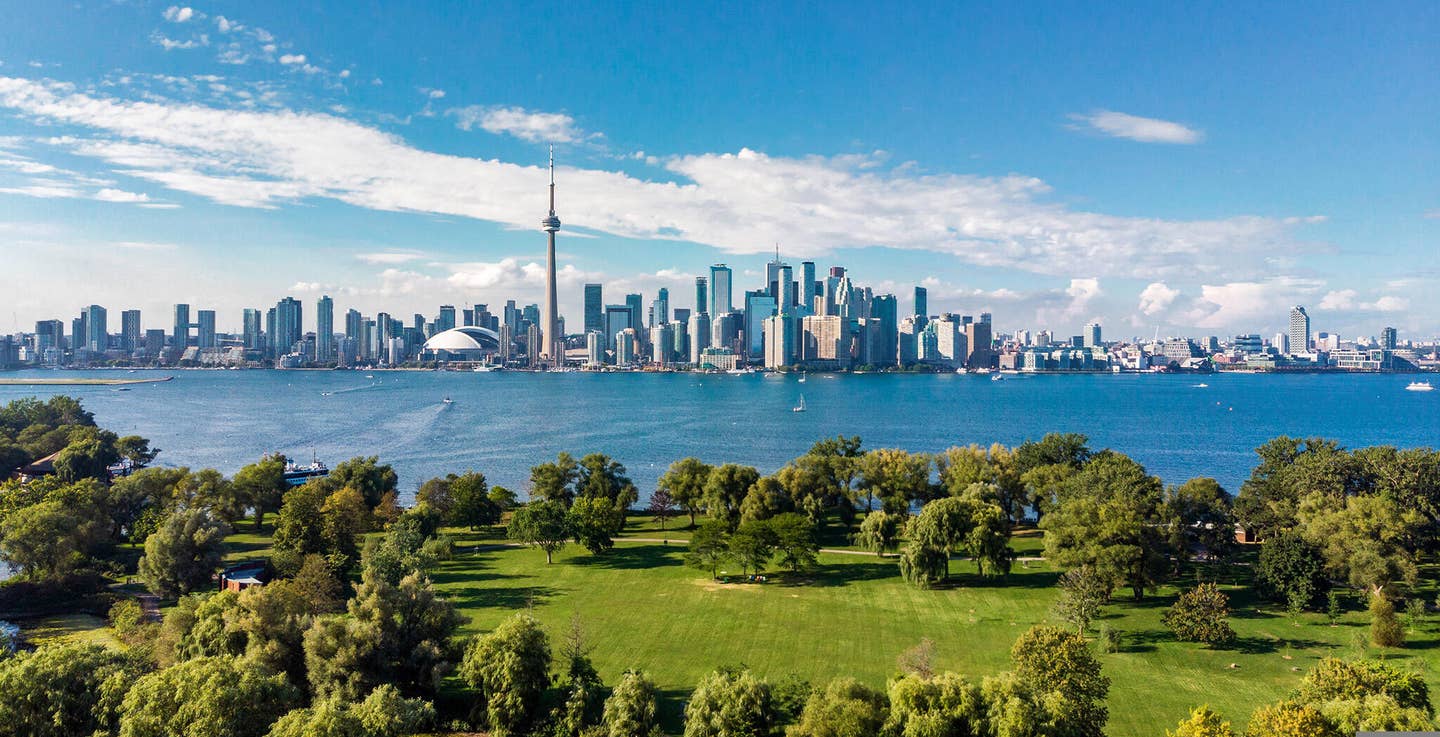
[540,145,562,366]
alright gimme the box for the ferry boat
[283,459,329,486]
[1406,381,1434,392]
[472,364,503,372]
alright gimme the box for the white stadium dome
[422,326,504,357]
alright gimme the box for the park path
[473,536,1044,562]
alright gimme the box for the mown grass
[431,517,1440,737]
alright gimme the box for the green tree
[117,656,299,737]
[266,684,435,737]
[0,643,144,737]
[1167,705,1237,737]
[685,519,732,579]
[173,468,245,524]
[459,612,552,737]
[771,512,820,573]
[530,452,580,507]
[1255,532,1329,612]
[230,578,316,683]
[1054,564,1110,635]
[1163,583,1237,646]
[1370,594,1406,648]
[231,454,288,531]
[789,677,888,737]
[415,475,457,520]
[0,496,107,580]
[936,443,1028,524]
[647,488,676,530]
[729,518,778,576]
[854,509,901,557]
[115,434,159,467]
[451,472,501,529]
[1296,658,1430,710]
[739,475,794,523]
[303,570,461,700]
[1014,432,1092,473]
[1233,437,1363,540]
[884,672,985,737]
[1041,453,1173,600]
[570,495,625,555]
[1245,702,1341,737]
[138,507,230,597]
[704,464,761,529]
[53,430,120,483]
[683,667,775,737]
[1166,477,1237,564]
[965,500,1013,577]
[509,500,572,564]
[1298,492,1421,597]
[603,670,661,737]
[319,456,399,510]
[857,448,931,514]
[109,467,187,544]
[577,453,640,513]
[273,484,370,577]
[1010,625,1110,737]
[658,457,713,528]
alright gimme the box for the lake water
[2,369,1436,503]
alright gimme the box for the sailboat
[798,373,807,383]
[792,394,807,413]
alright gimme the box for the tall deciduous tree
[704,464,761,530]
[771,513,820,573]
[788,677,889,737]
[854,510,901,557]
[319,456,399,510]
[683,667,776,737]
[1163,583,1237,646]
[509,500,572,564]
[117,656,299,737]
[231,455,288,531]
[569,495,624,555]
[530,452,580,507]
[602,670,661,737]
[1054,564,1110,635]
[729,518,778,576]
[647,488,676,530]
[857,448,931,514]
[0,643,145,737]
[685,519,731,579]
[460,612,552,737]
[138,507,230,597]
[658,457,712,528]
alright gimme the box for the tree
[530,452,580,507]
[1010,625,1110,737]
[1298,492,1421,597]
[771,512,820,573]
[173,468,245,524]
[884,672,986,737]
[415,475,457,520]
[53,430,119,483]
[0,643,145,737]
[570,495,624,555]
[115,435,159,467]
[1014,432,1091,473]
[936,443,1028,524]
[854,510,901,557]
[739,475,794,523]
[231,454,287,531]
[647,488,676,530]
[0,496,107,580]
[460,612,552,737]
[788,677,888,737]
[304,570,461,700]
[900,497,979,585]
[704,464,761,529]
[1245,702,1341,737]
[796,436,865,519]
[319,456,398,510]
[685,519,732,579]
[1166,477,1237,564]
[1163,583,1236,646]
[450,472,501,529]
[729,518,778,576]
[658,457,712,528]
[1167,706,1237,737]
[965,500,1013,577]
[1054,564,1110,635]
[857,448,931,514]
[230,578,316,683]
[1256,532,1329,612]
[138,507,230,597]
[1370,594,1405,648]
[898,542,949,589]
[509,500,571,563]
[1041,453,1173,600]
[1233,437,1363,540]
[683,667,775,737]
[577,453,640,513]
[1296,658,1430,710]
[266,685,435,737]
[117,656,299,737]
[603,670,661,737]
[319,487,372,574]
[489,485,519,512]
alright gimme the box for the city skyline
[0,3,1436,338]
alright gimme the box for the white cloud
[1425,209,1440,220]
[163,6,195,23]
[356,252,424,265]
[1185,277,1325,328]
[152,34,208,51]
[450,105,584,143]
[1138,281,1180,315]
[113,241,178,250]
[0,77,1313,280]
[278,54,306,65]
[215,16,237,33]
[94,187,150,203]
[1320,289,1408,313]
[1069,110,1204,144]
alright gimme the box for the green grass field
[425,518,1440,737]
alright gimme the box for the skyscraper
[1083,323,1102,348]
[244,309,264,350]
[84,304,107,353]
[801,261,817,312]
[694,276,708,316]
[121,310,141,353]
[913,286,928,318]
[316,295,335,362]
[273,297,303,357]
[1381,326,1398,350]
[540,146,562,364]
[583,284,604,334]
[653,288,669,326]
[436,305,456,333]
[1288,305,1311,355]
[625,293,643,333]
[709,264,732,317]
[197,310,216,348]
[173,303,190,349]
[872,295,898,366]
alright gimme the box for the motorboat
[442,397,455,404]
[1406,381,1434,392]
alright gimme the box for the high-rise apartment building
[583,284,603,334]
[173,303,190,349]
[197,310,216,348]
[1083,323,1102,348]
[871,295,898,366]
[244,308,263,350]
[272,297,303,357]
[763,314,796,368]
[688,312,711,364]
[694,277,708,316]
[625,293,643,334]
[84,304,107,353]
[121,310,142,353]
[801,261,817,312]
[914,286,928,318]
[316,295,334,362]
[437,305,456,333]
[801,315,848,368]
[1288,305,1311,355]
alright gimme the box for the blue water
[1,369,1435,503]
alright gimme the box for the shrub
[1163,583,1235,646]
[1370,595,1405,648]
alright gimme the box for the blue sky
[0,1,1435,340]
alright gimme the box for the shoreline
[0,376,175,386]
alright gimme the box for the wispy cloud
[162,6,197,23]
[355,251,425,265]
[1068,110,1204,144]
[450,105,585,143]
[0,77,1312,281]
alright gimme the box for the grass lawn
[430,521,1440,737]
[20,613,124,649]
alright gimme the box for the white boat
[798,374,807,383]
[1194,383,1209,388]
[472,365,503,372]
[442,397,454,404]
[1406,381,1434,392]
[990,374,1004,382]
[792,394,806,412]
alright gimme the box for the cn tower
[540,145,561,365]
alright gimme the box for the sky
[0,1,1436,340]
